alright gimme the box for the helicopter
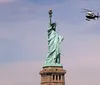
[82,9,100,21]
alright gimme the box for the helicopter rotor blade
[82,8,92,12]
[80,11,87,13]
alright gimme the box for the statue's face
[51,23,56,31]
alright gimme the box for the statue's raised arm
[44,9,64,67]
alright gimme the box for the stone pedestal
[39,66,66,85]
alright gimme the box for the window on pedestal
[59,75,61,80]
[53,75,55,80]
[56,75,58,80]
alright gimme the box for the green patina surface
[43,10,64,67]
[43,23,64,67]
[43,10,63,67]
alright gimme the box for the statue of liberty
[44,9,64,67]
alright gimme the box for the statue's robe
[45,25,63,65]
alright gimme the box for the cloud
[0,0,100,85]
[0,0,15,3]
[0,61,43,85]
[22,0,65,5]
[0,0,66,22]
[64,55,100,85]
[0,19,48,64]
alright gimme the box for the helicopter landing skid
[86,18,90,21]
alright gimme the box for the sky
[0,0,100,85]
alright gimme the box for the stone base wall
[39,66,66,85]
